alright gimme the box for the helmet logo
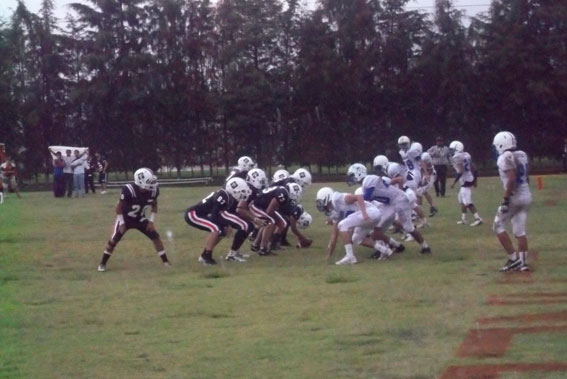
[230,181,238,189]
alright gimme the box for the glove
[498,197,510,214]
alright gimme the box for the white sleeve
[497,151,516,171]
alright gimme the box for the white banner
[48,145,89,158]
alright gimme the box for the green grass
[1,175,566,378]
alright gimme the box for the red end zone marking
[478,310,567,325]
[457,326,567,357]
[440,363,567,379]
[487,295,567,306]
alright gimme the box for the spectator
[96,153,109,194]
[71,149,88,198]
[563,138,567,173]
[63,149,74,197]
[427,136,450,197]
[0,156,22,199]
[50,150,66,197]
[85,151,97,194]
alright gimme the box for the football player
[362,164,432,255]
[373,155,389,176]
[225,168,269,262]
[185,177,252,265]
[418,152,438,217]
[449,141,483,226]
[97,168,169,272]
[291,168,313,189]
[249,182,302,255]
[316,187,383,265]
[226,156,257,181]
[492,132,532,272]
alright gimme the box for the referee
[427,136,450,197]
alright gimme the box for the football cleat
[369,251,381,259]
[198,254,217,265]
[97,264,106,272]
[259,248,276,256]
[457,220,467,225]
[280,239,292,247]
[470,218,483,227]
[420,247,432,254]
[335,255,357,265]
[163,262,172,268]
[429,206,438,217]
[250,244,260,252]
[500,258,522,272]
[518,263,530,272]
[235,251,250,259]
[378,249,393,260]
[225,253,246,262]
[392,244,405,253]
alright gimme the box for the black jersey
[120,183,159,223]
[227,183,258,213]
[191,189,234,218]
[226,167,248,182]
[271,177,297,187]
[252,185,290,210]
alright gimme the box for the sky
[0,0,491,23]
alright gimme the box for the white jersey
[497,150,531,196]
[451,152,474,185]
[329,191,374,222]
[399,145,422,173]
[361,175,406,207]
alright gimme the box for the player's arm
[236,200,267,227]
[451,163,463,188]
[147,202,158,232]
[326,221,339,260]
[265,198,280,217]
[471,162,479,187]
[344,194,370,221]
[498,168,517,213]
[289,216,306,240]
[115,199,126,233]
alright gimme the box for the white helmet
[346,163,367,186]
[421,152,432,163]
[286,182,303,202]
[354,187,364,196]
[373,155,389,175]
[297,211,312,229]
[410,142,423,155]
[398,135,411,150]
[493,131,517,155]
[272,169,290,183]
[292,168,312,189]
[387,162,405,178]
[134,168,158,191]
[237,156,256,171]
[246,168,267,190]
[449,141,464,156]
[316,187,334,212]
[226,177,252,201]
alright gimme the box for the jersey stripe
[250,204,275,224]
[187,210,219,233]
[220,211,248,231]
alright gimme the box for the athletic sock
[373,241,388,253]
[473,212,481,220]
[158,250,169,263]
[388,237,400,248]
[100,251,112,265]
[420,241,429,249]
[461,213,467,221]
[345,244,354,258]
[508,252,518,261]
[231,230,247,251]
[519,251,527,264]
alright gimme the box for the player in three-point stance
[97,168,170,272]
[449,141,483,226]
[492,131,532,272]
[185,177,252,265]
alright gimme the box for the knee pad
[492,215,506,234]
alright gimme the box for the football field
[1,176,566,378]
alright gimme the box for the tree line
[0,0,566,179]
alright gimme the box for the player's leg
[398,204,431,254]
[457,188,468,224]
[10,177,22,198]
[268,212,288,251]
[463,188,482,226]
[512,206,530,271]
[98,219,127,271]
[185,209,222,265]
[219,211,250,262]
[493,207,520,271]
[335,210,377,264]
[136,220,171,266]
[228,222,254,261]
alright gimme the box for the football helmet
[410,142,423,155]
[134,168,158,191]
[421,152,432,163]
[297,211,312,229]
[387,162,405,178]
[493,131,516,155]
[346,163,367,186]
[316,187,334,212]
[354,187,364,196]
[226,177,252,201]
[286,182,303,201]
[272,169,290,183]
[398,136,411,151]
[373,155,389,176]
[292,168,312,189]
[246,168,267,190]
[237,156,256,171]
[449,141,464,156]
